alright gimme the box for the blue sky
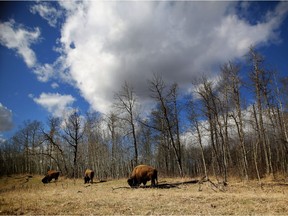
[0,1,288,140]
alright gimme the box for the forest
[0,47,287,182]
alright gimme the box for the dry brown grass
[0,175,287,215]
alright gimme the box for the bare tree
[196,77,230,182]
[84,112,101,171]
[248,47,272,176]
[187,98,208,178]
[11,120,43,174]
[138,120,154,166]
[221,62,249,180]
[62,110,84,178]
[114,82,139,165]
[107,112,120,178]
[278,77,288,175]
[149,74,183,177]
[251,104,262,182]
[42,116,69,175]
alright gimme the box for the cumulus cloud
[51,1,288,114]
[0,16,67,83]
[33,63,55,82]
[4,2,284,114]
[35,55,73,84]
[30,2,62,27]
[33,93,76,118]
[0,19,40,68]
[0,103,13,132]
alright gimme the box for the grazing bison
[127,165,158,187]
[42,170,60,184]
[84,169,95,184]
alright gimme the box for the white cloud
[33,63,54,82]
[0,17,68,83]
[33,93,76,117]
[37,55,73,84]
[52,1,288,114]
[0,19,40,68]
[32,55,72,83]
[51,82,59,89]
[0,103,13,132]
[30,2,62,27]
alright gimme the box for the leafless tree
[187,97,208,178]
[149,74,183,177]
[220,62,249,180]
[196,76,230,182]
[248,47,273,176]
[114,82,139,165]
[62,110,84,178]
[42,116,69,175]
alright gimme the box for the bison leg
[84,176,90,184]
[90,172,94,183]
[152,171,158,186]
[151,176,158,187]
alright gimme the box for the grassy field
[0,175,287,215]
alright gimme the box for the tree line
[0,48,287,182]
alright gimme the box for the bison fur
[84,169,95,184]
[127,165,158,187]
[42,170,60,184]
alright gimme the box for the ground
[0,175,287,215]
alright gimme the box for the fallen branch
[112,179,199,190]
[156,180,199,189]
[112,186,131,190]
[198,176,227,192]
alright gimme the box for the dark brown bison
[127,165,158,187]
[42,170,60,184]
[84,169,95,184]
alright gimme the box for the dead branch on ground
[198,176,227,192]
[112,179,199,190]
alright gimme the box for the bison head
[127,177,139,187]
[42,176,49,184]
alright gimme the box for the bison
[42,170,60,184]
[84,169,95,184]
[127,165,158,187]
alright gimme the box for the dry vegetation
[0,175,288,215]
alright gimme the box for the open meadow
[0,175,287,215]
